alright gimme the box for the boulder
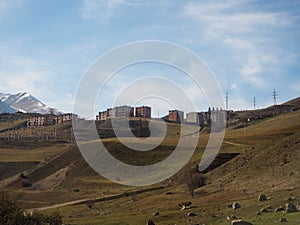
[187,212,197,217]
[275,206,285,212]
[285,203,297,213]
[232,202,241,210]
[231,214,238,219]
[227,214,238,220]
[260,207,268,213]
[153,211,159,216]
[258,194,267,201]
[278,218,287,222]
[231,220,253,225]
[147,220,155,225]
[181,205,191,210]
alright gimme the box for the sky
[0,0,299,118]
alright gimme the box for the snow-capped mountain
[0,99,16,113]
[0,92,52,114]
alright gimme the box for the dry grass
[1,110,300,224]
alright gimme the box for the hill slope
[1,109,299,224]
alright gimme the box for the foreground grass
[1,110,299,224]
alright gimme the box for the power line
[272,89,278,106]
[225,92,229,110]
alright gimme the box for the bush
[185,170,205,197]
[0,193,62,225]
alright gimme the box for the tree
[185,171,205,197]
[0,193,62,225]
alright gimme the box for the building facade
[168,110,184,123]
[135,106,151,118]
[96,105,151,120]
[210,108,226,124]
[186,112,200,125]
[115,105,134,118]
[27,113,74,127]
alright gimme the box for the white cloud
[184,1,293,36]
[0,70,49,96]
[223,38,253,51]
[231,83,237,89]
[241,56,263,85]
[184,1,298,87]
[82,0,124,23]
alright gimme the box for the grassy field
[0,110,300,224]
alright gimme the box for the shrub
[0,193,62,225]
[185,171,205,197]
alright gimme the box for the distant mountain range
[0,92,54,114]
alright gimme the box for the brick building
[168,110,184,123]
[27,113,75,127]
[135,106,151,118]
[96,106,135,120]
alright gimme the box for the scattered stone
[261,207,268,213]
[187,212,197,217]
[181,205,191,210]
[275,206,285,212]
[180,201,192,210]
[285,196,296,201]
[19,173,28,179]
[100,212,111,216]
[232,202,241,210]
[257,211,262,215]
[297,203,300,211]
[266,205,272,209]
[278,218,287,222]
[165,191,174,195]
[153,211,159,216]
[179,201,192,207]
[258,194,267,201]
[231,219,253,225]
[227,214,238,220]
[285,203,297,213]
[147,220,155,225]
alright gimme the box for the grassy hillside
[0,109,299,224]
[60,110,300,225]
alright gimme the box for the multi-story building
[186,112,200,125]
[115,105,134,118]
[135,106,151,118]
[210,108,226,124]
[98,110,108,120]
[186,111,212,127]
[27,116,46,127]
[96,106,135,120]
[27,113,75,127]
[168,110,184,123]
[107,108,115,119]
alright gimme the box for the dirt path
[25,186,165,213]
[223,141,247,147]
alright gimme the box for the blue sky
[0,0,299,117]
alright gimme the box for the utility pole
[225,92,229,110]
[272,89,278,106]
[253,96,256,111]
[139,114,142,138]
[225,92,230,128]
